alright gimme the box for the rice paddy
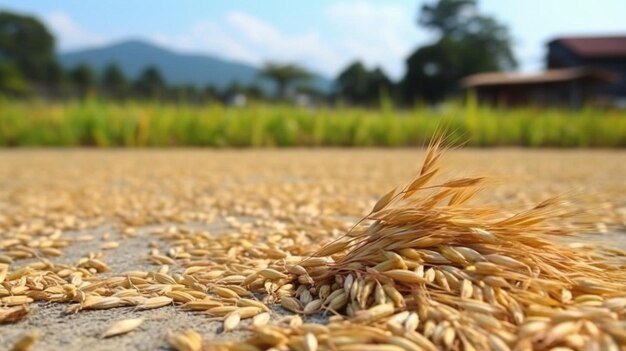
[1,147,626,350]
[2,100,626,147]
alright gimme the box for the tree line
[0,0,516,106]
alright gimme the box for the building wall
[547,42,583,68]
[547,41,626,98]
[475,80,595,109]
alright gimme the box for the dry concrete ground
[1,149,626,350]
[1,224,269,351]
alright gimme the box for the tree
[244,84,265,100]
[259,62,312,99]
[0,62,28,95]
[69,64,96,98]
[0,11,55,82]
[402,0,516,104]
[202,85,219,103]
[336,61,392,106]
[366,67,393,104]
[170,84,201,104]
[101,63,128,100]
[294,83,324,100]
[134,66,165,99]
[223,81,247,106]
[44,61,70,98]
[419,0,476,36]
[337,61,370,105]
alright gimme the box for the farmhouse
[460,68,615,108]
[548,36,626,98]
[462,35,626,108]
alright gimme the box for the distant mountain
[57,39,333,93]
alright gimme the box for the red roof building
[462,35,626,108]
[461,68,615,108]
[550,36,626,59]
[547,35,626,100]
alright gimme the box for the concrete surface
[0,223,261,351]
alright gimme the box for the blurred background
[1,0,625,147]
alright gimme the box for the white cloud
[41,4,429,80]
[148,4,425,79]
[326,1,431,79]
[148,20,258,66]
[43,11,107,50]
[147,11,345,77]
[225,12,344,74]
[192,21,258,64]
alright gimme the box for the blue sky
[1,1,625,79]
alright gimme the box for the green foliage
[101,63,128,100]
[1,100,626,148]
[419,0,476,33]
[403,0,516,104]
[0,11,55,82]
[44,61,71,98]
[134,66,166,99]
[69,64,96,98]
[0,62,29,95]
[259,62,312,99]
[336,61,392,107]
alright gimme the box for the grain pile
[1,147,626,350]
[211,141,626,351]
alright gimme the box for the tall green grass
[1,98,626,147]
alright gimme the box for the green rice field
[1,98,626,147]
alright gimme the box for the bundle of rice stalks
[221,138,626,351]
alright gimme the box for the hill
[58,39,333,93]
